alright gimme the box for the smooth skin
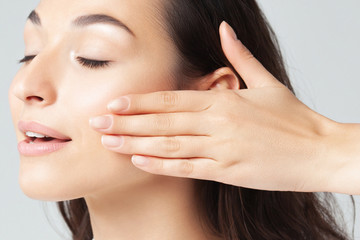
[10,0,230,239]
[91,22,360,195]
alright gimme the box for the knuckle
[121,136,134,152]
[211,112,231,126]
[126,95,140,111]
[162,137,181,154]
[113,116,126,131]
[243,51,255,62]
[153,158,164,172]
[219,90,239,102]
[239,44,254,61]
[223,112,237,125]
[154,114,172,131]
[220,157,238,169]
[160,91,179,107]
[177,160,194,177]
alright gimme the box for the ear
[194,67,240,91]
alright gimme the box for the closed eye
[18,55,111,69]
[76,56,111,69]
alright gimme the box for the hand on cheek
[89,90,216,181]
[87,22,330,195]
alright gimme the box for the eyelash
[76,57,111,69]
[18,55,111,69]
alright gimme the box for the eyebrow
[27,10,134,36]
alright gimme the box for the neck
[85,176,213,240]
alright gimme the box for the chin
[17,153,150,202]
[18,160,86,201]
[18,175,84,202]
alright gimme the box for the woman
[9,0,351,239]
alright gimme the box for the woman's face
[8,0,180,201]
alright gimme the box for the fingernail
[89,116,112,129]
[108,97,130,112]
[223,21,238,40]
[102,135,123,148]
[132,155,149,166]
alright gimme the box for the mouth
[19,121,72,142]
[25,134,71,144]
[17,121,72,156]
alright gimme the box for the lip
[18,121,71,140]
[17,121,72,156]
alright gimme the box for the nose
[11,54,57,107]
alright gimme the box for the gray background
[0,0,359,239]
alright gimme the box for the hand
[89,22,338,192]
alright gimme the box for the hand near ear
[90,22,360,195]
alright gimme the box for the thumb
[219,21,282,89]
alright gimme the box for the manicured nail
[223,21,238,40]
[132,155,149,166]
[108,97,130,112]
[89,116,112,129]
[102,135,123,148]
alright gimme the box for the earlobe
[201,67,240,91]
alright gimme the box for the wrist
[299,115,337,193]
[321,119,360,194]
[291,112,338,193]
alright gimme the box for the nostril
[26,96,44,102]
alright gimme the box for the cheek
[19,65,175,201]
[64,64,175,146]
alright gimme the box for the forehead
[35,0,165,36]
[30,0,179,85]
[32,0,176,62]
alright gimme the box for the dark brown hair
[55,0,353,239]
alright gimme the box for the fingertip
[220,21,238,41]
[132,155,149,167]
[107,97,130,112]
[219,21,227,35]
[220,21,244,61]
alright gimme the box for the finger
[90,112,211,136]
[107,90,214,114]
[101,135,213,159]
[219,21,283,89]
[131,155,218,180]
